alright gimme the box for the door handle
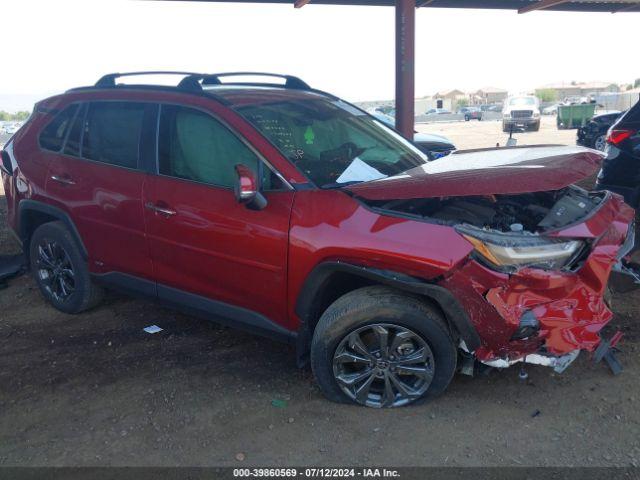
[145,202,176,217]
[50,175,76,185]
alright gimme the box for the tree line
[0,111,31,122]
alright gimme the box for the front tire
[310,286,457,408]
[30,221,103,314]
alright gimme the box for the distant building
[473,87,508,105]
[538,81,620,101]
[430,89,466,111]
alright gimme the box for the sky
[0,0,638,111]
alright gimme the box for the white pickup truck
[502,95,541,132]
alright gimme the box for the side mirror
[234,164,267,211]
[1,150,13,176]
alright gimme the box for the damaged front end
[365,185,636,375]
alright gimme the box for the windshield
[509,97,536,106]
[235,98,428,188]
[371,111,396,128]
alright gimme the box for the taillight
[607,128,634,146]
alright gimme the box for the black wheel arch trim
[294,261,482,367]
[18,199,88,259]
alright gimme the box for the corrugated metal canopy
[160,0,640,12]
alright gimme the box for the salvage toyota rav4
[1,72,636,408]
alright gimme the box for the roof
[539,81,620,90]
[433,89,465,98]
[204,85,329,106]
[159,0,640,13]
[64,71,335,108]
[476,86,508,93]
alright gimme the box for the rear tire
[464,115,470,122]
[29,221,103,314]
[310,286,457,408]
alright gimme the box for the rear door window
[81,102,146,169]
[39,104,78,152]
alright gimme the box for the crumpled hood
[346,146,604,201]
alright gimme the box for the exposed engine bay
[366,185,606,234]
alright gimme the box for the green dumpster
[556,103,596,129]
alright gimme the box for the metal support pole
[395,0,415,140]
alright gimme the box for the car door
[45,100,155,282]
[143,103,295,329]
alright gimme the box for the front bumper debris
[609,221,640,293]
[481,349,580,374]
[610,261,640,293]
[440,193,635,368]
[593,331,624,375]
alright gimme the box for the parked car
[1,72,635,408]
[542,104,561,115]
[458,106,482,121]
[596,101,640,208]
[478,104,500,112]
[426,108,451,115]
[3,123,20,135]
[502,95,541,132]
[369,110,455,160]
[564,96,593,105]
[577,111,624,151]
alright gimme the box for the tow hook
[593,331,624,375]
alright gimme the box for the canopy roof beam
[518,0,570,14]
[395,0,415,139]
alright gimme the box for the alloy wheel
[36,238,76,303]
[332,323,435,408]
[594,135,607,151]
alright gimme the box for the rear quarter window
[38,104,79,152]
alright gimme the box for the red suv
[1,72,636,408]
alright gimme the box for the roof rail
[94,71,311,91]
[200,72,311,90]
[95,71,204,88]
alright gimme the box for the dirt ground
[1,120,640,467]
[416,115,577,151]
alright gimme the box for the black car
[577,111,624,151]
[596,101,640,208]
[369,110,456,160]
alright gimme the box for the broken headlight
[457,226,584,271]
